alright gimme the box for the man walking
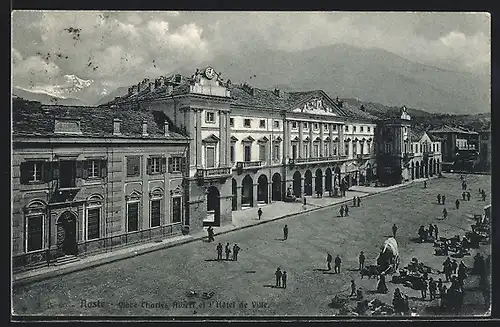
[482,190,487,201]
[421,278,428,300]
[327,252,333,271]
[442,208,448,219]
[467,191,471,201]
[458,261,467,292]
[339,205,344,217]
[232,244,240,261]
[350,280,357,296]
[353,197,356,207]
[207,226,214,242]
[275,267,282,287]
[283,225,288,240]
[357,197,361,207]
[424,181,427,188]
[359,251,366,271]
[282,271,287,289]
[429,278,437,300]
[216,243,223,261]
[462,192,466,201]
[225,242,231,260]
[434,225,439,240]
[257,207,263,220]
[344,205,349,217]
[334,255,342,274]
[442,195,446,205]
[437,194,441,204]
[428,224,434,239]
[455,199,460,210]
[392,224,398,238]
[443,257,452,282]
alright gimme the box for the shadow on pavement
[204,259,224,262]
[274,238,285,241]
[313,268,330,272]
[347,268,359,272]
[245,270,256,274]
[263,284,281,289]
[323,272,337,275]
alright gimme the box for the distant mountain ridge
[12,86,88,106]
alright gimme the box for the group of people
[338,196,363,217]
[326,253,342,273]
[274,267,287,288]
[417,224,439,243]
[215,242,241,261]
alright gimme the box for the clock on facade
[204,67,215,80]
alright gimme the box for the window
[259,144,267,161]
[172,197,182,223]
[273,144,280,161]
[419,144,422,153]
[353,126,357,132]
[244,119,251,128]
[127,156,141,177]
[168,157,185,173]
[404,127,407,133]
[345,125,349,132]
[437,144,440,152]
[324,124,328,131]
[303,144,309,158]
[292,121,297,129]
[127,202,139,232]
[205,111,215,123]
[206,146,215,168]
[244,145,251,161]
[150,199,161,227]
[20,161,46,184]
[314,144,319,157]
[324,144,329,157]
[292,145,297,159]
[333,143,338,156]
[360,126,364,132]
[345,142,350,156]
[230,118,234,127]
[87,208,100,240]
[230,144,235,163]
[147,157,164,174]
[26,215,43,252]
[274,120,280,128]
[368,127,371,132]
[303,122,308,129]
[87,160,100,178]
[353,142,358,155]
[411,144,414,153]
[259,119,266,128]
[333,125,337,131]
[314,123,319,130]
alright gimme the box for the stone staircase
[53,255,80,266]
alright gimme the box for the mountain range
[12,43,490,115]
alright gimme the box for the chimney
[164,121,169,136]
[113,118,121,135]
[142,120,148,136]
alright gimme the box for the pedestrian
[458,261,467,292]
[442,195,446,205]
[334,255,342,274]
[443,257,452,281]
[466,191,471,201]
[452,259,458,275]
[462,192,466,201]
[353,197,356,207]
[429,278,437,300]
[434,225,439,240]
[207,226,215,242]
[224,242,231,260]
[275,267,282,287]
[216,242,223,261]
[327,252,333,271]
[257,207,263,220]
[464,182,467,190]
[282,271,287,288]
[283,224,288,240]
[357,196,361,207]
[424,181,427,188]
[428,224,434,239]
[421,278,428,300]
[437,194,441,204]
[359,251,365,271]
[442,208,448,219]
[455,199,460,210]
[339,205,344,217]
[344,205,349,216]
[232,244,240,261]
[482,191,486,201]
[392,224,398,238]
[350,279,356,296]
[303,197,307,206]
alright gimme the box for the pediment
[258,136,269,143]
[203,134,220,143]
[290,92,340,116]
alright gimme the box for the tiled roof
[429,134,445,142]
[12,99,188,140]
[230,85,290,110]
[409,130,425,142]
[428,125,478,135]
[338,101,379,121]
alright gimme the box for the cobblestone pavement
[12,174,491,317]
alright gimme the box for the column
[283,120,290,164]
[309,125,313,158]
[196,109,202,168]
[300,177,305,196]
[339,124,345,155]
[226,113,231,165]
[268,181,272,203]
[329,124,334,157]
[311,175,316,196]
[320,123,325,157]
[219,111,225,166]
[237,186,243,210]
[299,121,304,158]
[252,183,258,207]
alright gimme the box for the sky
[12,11,490,95]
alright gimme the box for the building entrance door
[57,211,77,255]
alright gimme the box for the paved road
[12,174,491,317]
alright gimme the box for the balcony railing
[288,155,348,165]
[237,160,263,169]
[197,167,232,179]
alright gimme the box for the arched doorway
[293,171,301,197]
[437,159,440,174]
[411,161,415,180]
[365,163,372,182]
[207,186,221,225]
[257,174,269,203]
[232,179,237,211]
[272,173,282,201]
[420,161,424,178]
[304,170,313,196]
[325,168,332,192]
[57,211,77,255]
[415,161,420,179]
[242,175,253,207]
[315,169,323,195]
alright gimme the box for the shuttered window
[87,208,100,240]
[26,215,43,252]
[259,144,266,161]
[150,200,161,227]
[127,202,139,232]
[20,162,46,184]
[244,145,251,162]
[206,147,215,168]
[127,156,141,177]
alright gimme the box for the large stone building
[12,98,189,271]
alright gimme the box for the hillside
[12,87,87,106]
